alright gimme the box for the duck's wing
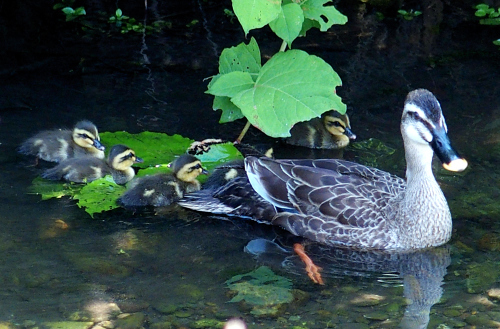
[179,177,278,222]
[245,157,406,228]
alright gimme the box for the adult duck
[245,89,467,250]
[181,89,467,251]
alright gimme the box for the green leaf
[232,0,282,35]
[480,18,500,25]
[231,49,346,137]
[475,4,490,10]
[269,3,304,47]
[116,8,122,17]
[73,176,126,217]
[493,39,500,46]
[218,37,261,75]
[213,96,245,123]
[74,7,86,16]
[100,131,194,168]
[196,142,243,170]
[300,0,347,31]
[226,266,293,309]
[62,7,75,14]
[206,71,255,98]
[28,177,83,200]
[299,18,321,36]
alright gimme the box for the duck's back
[42,156,110,183]
[19,129,74,162]
[245,157,408,249]
[119,174,199,207]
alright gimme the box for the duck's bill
[135,156,144,163]
[431,128,468,172]
[93,139,106,151]
[344,127,357,140]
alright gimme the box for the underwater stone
[113,312,146,329]
[364,311,389,321]
[42,322,94,329]
[190,319,225,328]
[153,303,178,314]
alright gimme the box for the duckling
[41,144,143,184]
[118,154,207,207]
[19,120,105,163]
[284,110,356,149]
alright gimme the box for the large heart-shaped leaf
[231,49,346,137]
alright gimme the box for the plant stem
[236,120,252,144]
[279,40,288,52]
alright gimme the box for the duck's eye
[408,111,420,119]
[79,133,92,140]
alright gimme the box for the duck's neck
[400,139,452,248]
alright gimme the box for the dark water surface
[2,0,500,328]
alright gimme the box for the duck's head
[170,154,208,183]
[322,111,357,146]
[401,89,467,172]
[72,120,106,152]
[107,144,144,171]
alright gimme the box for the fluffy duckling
[19,120,105,163]
[41,144,143,184]
[118,154,207,207]
[284,110,356,149]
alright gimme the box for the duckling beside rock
[41,144,142,184]
[118,154,207,208]
[284,111,356,149]
[19,120,105,163]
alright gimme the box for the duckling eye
[327,121,343,128]
[79,133,92,140]
[189,163,202,172]
[122,152,135,160]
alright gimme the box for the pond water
[2,0,500,328]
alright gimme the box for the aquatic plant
[207,0,348,142]
[474,4,500,47]
[53,0,85,22]
[397,9,422,21]
[475,4,500,25]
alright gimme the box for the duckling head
[72,120,106,152]
[322,111,357,147]
[170,154,208,183]
[107,144,144,171]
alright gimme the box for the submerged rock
[113,313,145,329]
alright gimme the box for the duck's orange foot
[293,243,324,285]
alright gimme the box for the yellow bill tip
[442,158,468,172]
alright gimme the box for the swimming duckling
[41,144,143,184]
[118,154,207,208]
[19,120,105,163]
[284,110,356,149]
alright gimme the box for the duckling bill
[284,110,356,149]
[19,120,105,163]
[41,144,142,184]
[118,154,207,208]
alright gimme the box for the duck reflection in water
[245,238,450,329]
